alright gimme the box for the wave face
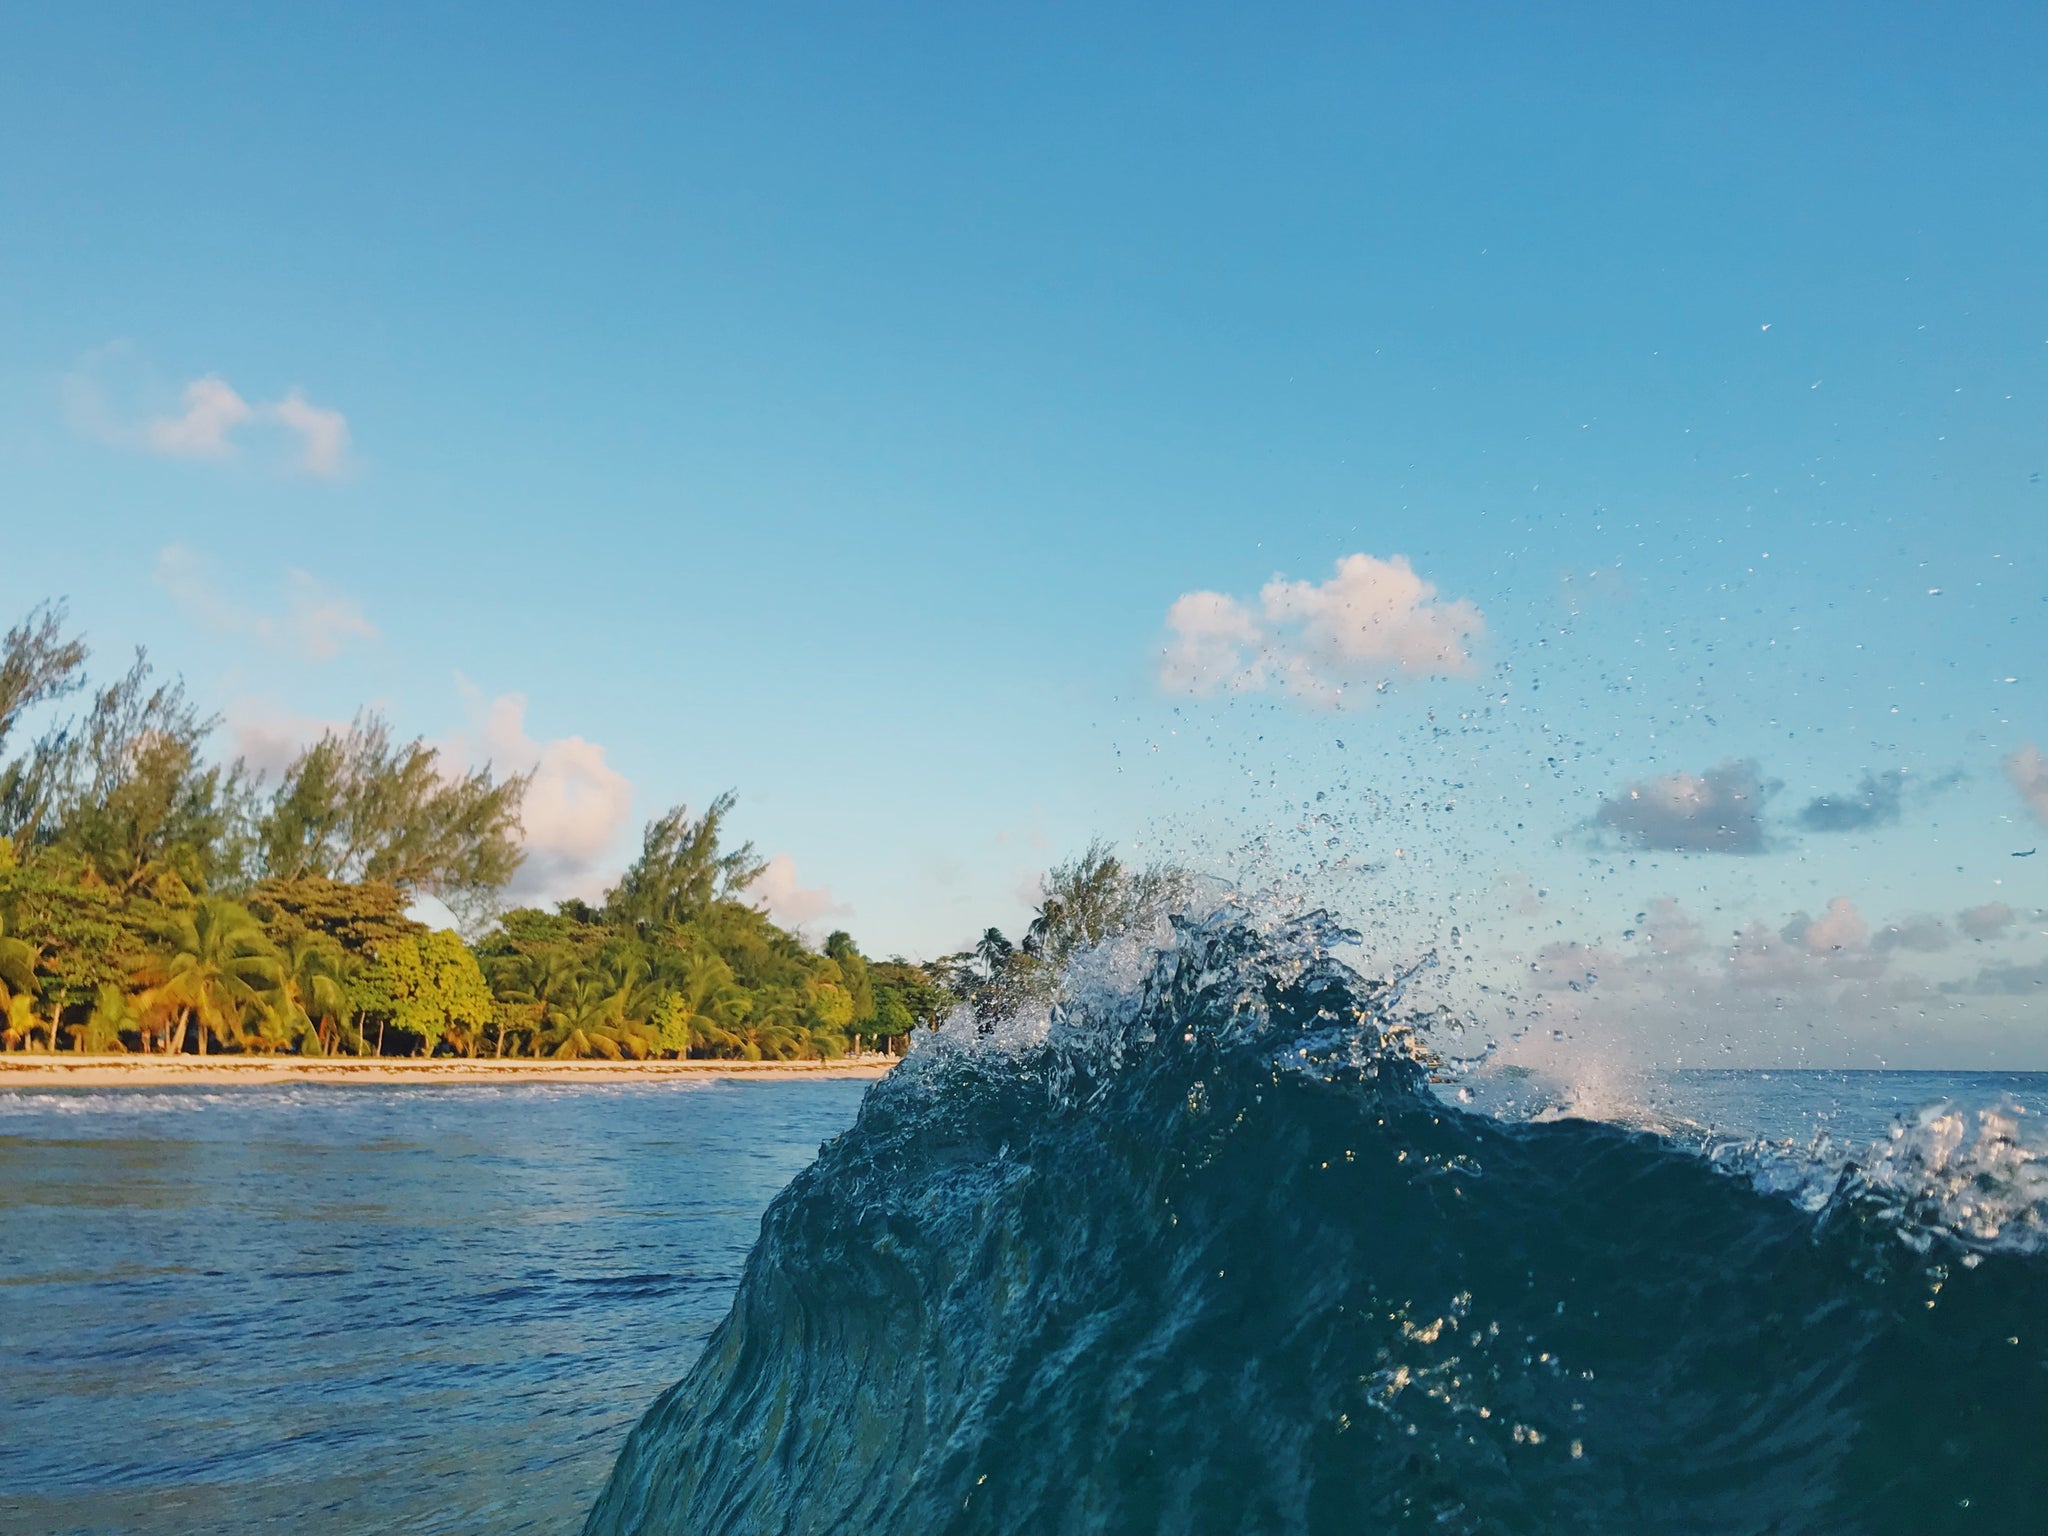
[584,911,2048,1536]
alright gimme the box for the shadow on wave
[585,909,2048,1536]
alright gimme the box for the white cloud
[1638,895,1707,958]
[269,389,351,478]
[1591,758,1778,855]
[66,349,350,478]
[1262,555,1485,679]
[2006,744,2048,825]
[750,852,852,930]
[465,691,636,906]
[1160,590,1265,694]
[278,569,379,658]
[156,544,379,661]
[1500,871,1544,917]
[1159,553,1483,708]
[1796,895,1868,954]
[1870,914,1953,954]
[1512,894,1990,1070]
[146,375,254,459]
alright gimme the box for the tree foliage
[247,876,426,956]
[1022,840,1190,969]
[0,602,88,765]
[935,842,1191,1018]
[141,898,285,1055]
[0,598,1100,1065]
[258,712,530,920]
[605,793,765,931]
[37,651,256,893]
[364,930,494,1057]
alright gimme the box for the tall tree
[258,712,530,923]
[32,650,254,893]
[974,926,1015,978]
[0,843,154,1022]
[605,792,765,931]
[361,930,494,1057]
[0,602,88,766]
[1022,841,1190,969]
[824,930,875,1025]
[73,983,140,1054]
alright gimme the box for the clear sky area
[3,4,2044,1065]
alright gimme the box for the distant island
[0,602,1165,1067]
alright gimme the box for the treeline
[0,603,1179,1061]
[0,603,965,1060]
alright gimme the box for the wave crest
[1720,1097,2048,1257]
[586,908,2048,1536]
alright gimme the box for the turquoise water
[0,1079,868,1536]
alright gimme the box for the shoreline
[0,1053,899,1088]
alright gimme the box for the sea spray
[585,907,2048,1535]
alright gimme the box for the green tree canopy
[1022,841,1191,969]
[0,602,88,765]
[823,930,875,1024]
[363,929,494,1056]
[605,792,764,931]
[257,712,530,921]
[143,898,284,1056]
[0,891,44,1048]
[40,652,255,893]
[0,635,253,895]
[0,599,1079,1063]
[247,875,427,956]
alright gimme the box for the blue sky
[2,4,2044,1063]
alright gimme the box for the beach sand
[0,1053,897,1087]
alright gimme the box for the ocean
[0,1078,869,1536]
[583,911,2048,1536]
[4,921,2044,1535]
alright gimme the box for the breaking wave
[585,906,2048,1535]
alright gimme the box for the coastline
[0,1053,899,1088]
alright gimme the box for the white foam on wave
[1719,1097,2048,1256]
[0,1075,728,1119]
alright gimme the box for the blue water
[3,1036,2043,1534]
[1646,1068,2048,1143]
[582,913,2048,1536]
[0,1079,868,1536]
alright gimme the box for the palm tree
[490,949,578,1058]
[654,947,753,1057]
[144,898,284,1054]
[1,992,37,1051]
[0,910,42,1050]
[69,983,140,1053]
[592,952,664,1058]
[540,973,624,1060]
[1021,843,1188,968]
[975,926,1015,979]
[941,927,1017,1027]
[281,937,351,1055]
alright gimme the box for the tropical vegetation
[0,603,962,1060]
[0,602,1167,1062]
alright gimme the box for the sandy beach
[0,1053,899,1087]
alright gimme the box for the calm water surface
[2,1070,2040,1535]
[0,1079,868,1536]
